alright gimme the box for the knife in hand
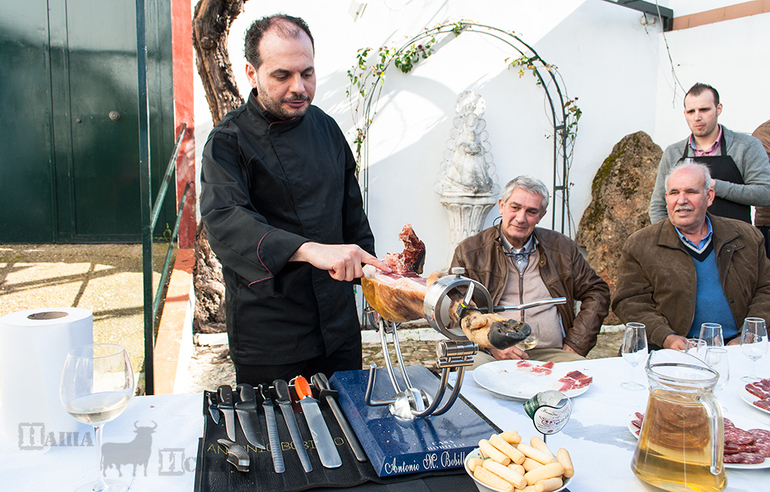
[235,383,266,450]
[218,385,237,442]
[295,376,342,468]
[259,384,285,473]
[274,379,313,473]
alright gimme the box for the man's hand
[562,344,579,355]
[489,345,529,361]
[663,333,688,351]
[290,242,391,281]
[727,337,741,346]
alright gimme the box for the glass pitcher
[631,349,725,492]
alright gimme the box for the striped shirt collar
[689,125,723,157]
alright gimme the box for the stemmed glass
[685,338,708,362]
[60,344,134,492]
[740,317,768,382]
[699,323,724,347]
[516,322,540,351]
[621,322,648,390]
[706,347,730,410]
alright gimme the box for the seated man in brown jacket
[613,162,770,350]
[452,176,610,364]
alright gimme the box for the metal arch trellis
[347,20,580,234]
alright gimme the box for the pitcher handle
[698,390,724,476]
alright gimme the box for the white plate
[473,360,591,400]
[627,413,770,469]
[740,387,770,417]
[464,448,572,492]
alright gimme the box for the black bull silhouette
[101,421,157,477]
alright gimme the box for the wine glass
[685,338,708,361]
[516,322,539,351]
[740,317,768,382]
[621,322,648,390]
[699,323,724,347]
[706,347,730,410]
[60,343,134,492]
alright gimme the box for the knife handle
[273,379,291,403]
[237,383,255,402]
[294,376,313,400]
[218,385,233,405]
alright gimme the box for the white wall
[193,0,770,273]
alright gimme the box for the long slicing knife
[274,379,313,473]
[294,376,342,468]
[235,383,266,450]
[259,384,285,473]
[312,372,367,462]
[218,385,237,442]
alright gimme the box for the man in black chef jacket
[200,14,389,386]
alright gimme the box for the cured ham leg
[362,225,530,350]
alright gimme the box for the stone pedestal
[440,193,497,265]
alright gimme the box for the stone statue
[434,91,499,196]
[435,91,499,264]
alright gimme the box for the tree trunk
[191,0,248,332]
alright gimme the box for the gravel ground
[180,329,624,393]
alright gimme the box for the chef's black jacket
[200,90,376,366]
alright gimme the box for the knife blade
[218,385,237,442]
[206,392,220,425]
[259,384,285,473]
[312,372,367,462]
[235,383,266,450]
[274,379,313,473]
[294,376,342,468]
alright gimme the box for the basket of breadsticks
[464,430,574,492]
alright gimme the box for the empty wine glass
[706,347,730,411]
[60,344,134,492]
[699,323,724,347]
[685,338,708,361]
[741,317,768,382]
[621,322,648,390]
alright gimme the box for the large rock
[576,131,662,323]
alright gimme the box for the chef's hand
[488,345,529,361]
[290,242,391,282]
[663,333,688,351]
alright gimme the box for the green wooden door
[0,0,174,243]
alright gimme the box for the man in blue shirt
[613,162,770,350]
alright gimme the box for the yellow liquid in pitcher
[632,389,726,492]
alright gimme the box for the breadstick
[524,462,565,485]
[474,466,514,492]
[508,463,526,476]
[483,459,527,489]
[556,448,574,478]
[490,434,526,464]
[517,443,557,465]
[529,436,554,458]
[500,430,522,444]
[467,457,484,472]
[522,457,544,472]
[479,439,511,465]
[535,477,563,492]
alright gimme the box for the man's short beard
[256,87,310,120]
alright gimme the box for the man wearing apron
[649,83,770,224]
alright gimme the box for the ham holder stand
[363,267,566,420]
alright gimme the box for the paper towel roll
[0,308,93,441]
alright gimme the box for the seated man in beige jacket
[452,176,610,365]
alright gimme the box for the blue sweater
[687,248,738,339]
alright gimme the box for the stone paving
[179,329,624,393]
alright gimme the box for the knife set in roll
[194,374,469,492]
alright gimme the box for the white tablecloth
[1,346,769,491]
[456,345,770,492]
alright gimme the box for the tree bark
[191,0,248,331]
